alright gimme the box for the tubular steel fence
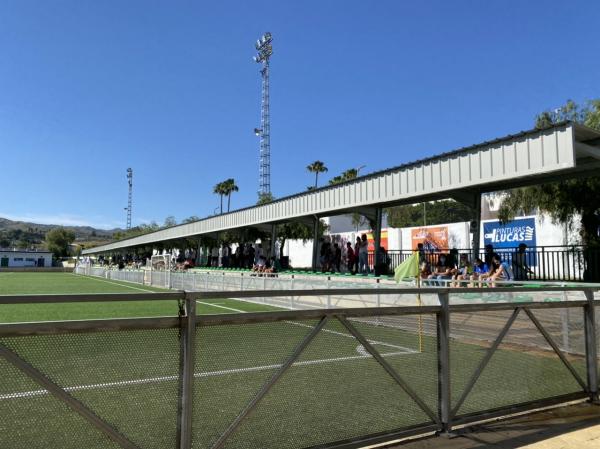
[1,287,599,449]
[381,246,600,282]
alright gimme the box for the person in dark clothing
[333,243,342,272]
[346,242,356,274]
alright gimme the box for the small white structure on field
[0,249,53,268]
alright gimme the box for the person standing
[513,243,533,281]
[358,234,369,275]
[333,243,342,273]
[346,242,356,274]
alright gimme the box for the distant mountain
[0,217,120,250]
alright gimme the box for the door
[0,257,8,267]
[37,258,45,267]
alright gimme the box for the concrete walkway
[381,402,600,449]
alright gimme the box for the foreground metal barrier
[1,287,599,449]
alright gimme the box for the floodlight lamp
[254,128,262,136]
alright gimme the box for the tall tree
[163,216,177,227]
[256,192,274,205]
[498,99,600,280]
[386,200,473,228]
[306,161,328,188]
[45,227,75,258]
[213,181,226,214]
[329,168,358,185]
[222,178,239,212]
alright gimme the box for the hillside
[0,217,119,250]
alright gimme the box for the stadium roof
[83,122,600,254]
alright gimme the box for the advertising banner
[483,217,536,249]
[483,217,537,265]
[411,226,449,251]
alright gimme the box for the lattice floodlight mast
[125,168,133,229]
[253,32,273,196]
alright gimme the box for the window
[14,258,23,261]
[25,258,35,262]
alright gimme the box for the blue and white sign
[483,217,536,249]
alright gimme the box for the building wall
[0,251,53,268]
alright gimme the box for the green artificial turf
[0,272,590,449]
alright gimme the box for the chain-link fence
[1,287,598,448]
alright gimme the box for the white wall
[283,239,314,268]
[0,251,53,268]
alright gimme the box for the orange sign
[411,226,448,251]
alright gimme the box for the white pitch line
[0,350,407,400]
[196,301,246,313]
[197,300,417,353]
[73,274,156,293]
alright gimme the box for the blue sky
[1,0,598,229]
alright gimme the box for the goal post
[150,253,172,288]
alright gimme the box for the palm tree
[222,178,239,212]
[213,182,226,214]
[306,161,328,188]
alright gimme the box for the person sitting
[470,258,489,287]
[419,261,432,285]
[482,254,513,287]
[252,255,268,275]
[428,253,453,286]
[452,254,472,287]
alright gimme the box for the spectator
[513,243,533,281]
[417,242,429,267]
[319,238,329,272]
[346,241,356,274]
[419,260,432,284]
[470,258,490,287]
[248,244,255,268]
[211,246,219,267]
[333,243,342,272]
[428,253,453,286]
[452,254,472,287]
[483,254,513,287]
[221,243,230,268]
[252,255,267,274]
[234,245,242,268]
[354,236,361,274]
[255,244,264,264]
[374,246,389,276]
[484,244,496,268]
[358,234,369,275]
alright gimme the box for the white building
[0,250,53,268]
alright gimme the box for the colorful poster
[365,229,388,252]
[411,226,448,251]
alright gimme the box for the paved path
[379,402,600,449]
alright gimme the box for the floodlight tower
[253,32,273,197]
[125,168,133,229]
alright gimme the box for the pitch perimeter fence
[1,287,599,449]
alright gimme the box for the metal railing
[379,246,600,281]
[1,287,599,449]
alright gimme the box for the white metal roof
[83,122,600,254]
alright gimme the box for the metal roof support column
[471,192,482,262]
[195,239,202,266]
[270,224,277,259]
[373,207,383,276]
[312,216,319,272]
